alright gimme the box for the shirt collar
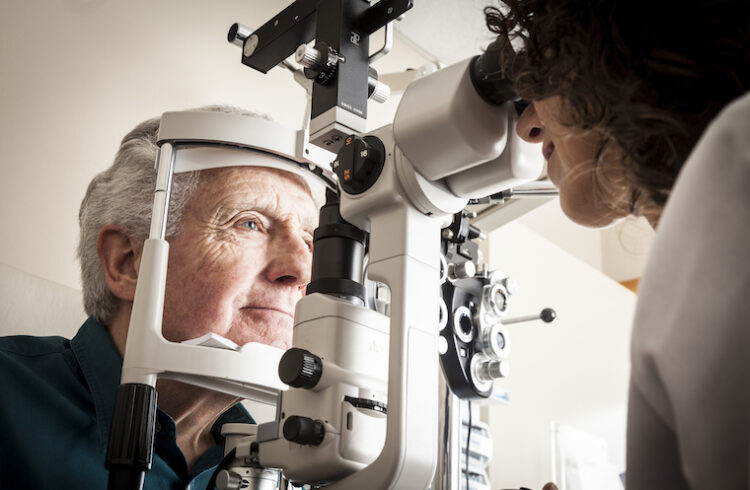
[70,317,124,451]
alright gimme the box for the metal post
[432,376,462,490]
[149,142,175,240]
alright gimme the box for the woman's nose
[516,103,544,143]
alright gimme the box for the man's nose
[516,103,544,143]
[266,230,312,288]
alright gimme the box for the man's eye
[240,219,260,231]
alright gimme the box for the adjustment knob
[227,23,253,48]
[216,469,245,490]
[335,135,386,195]
[294,44,325,71]
[474,358,510,384]
[369,80,391,103]
[278,348,323,389]
[448,260,476,280]
[283,416,325,446]
[540,308,557,323]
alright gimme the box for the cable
[465,400,472,490]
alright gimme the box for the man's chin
[237,309,293,345]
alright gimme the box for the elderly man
[0,107,321,489]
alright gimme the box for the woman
[486,0,750,488]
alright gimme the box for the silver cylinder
[449,261,476,281]
[149,143,175,240]
[474,358,509,384]
[294,44,324,70]
[369,80,391,103]
[228,23,254,48]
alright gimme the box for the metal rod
[508,189,560,197]
[149,143,175,240]
[505,180,559,198]
[502,313,540,324]
[432,377,461,490]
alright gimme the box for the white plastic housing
[446,103,544,198]
[259,294,390,482]
[393,58,508,181]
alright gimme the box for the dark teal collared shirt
[0,317,253,490]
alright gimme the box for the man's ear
[97,225,142,302]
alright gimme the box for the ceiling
[395,0,500,66]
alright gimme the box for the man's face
[160,165,318,350]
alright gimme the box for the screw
[324,140,334,146]
[331,134,342,141]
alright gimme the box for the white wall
[601,216,655,282]
[517,200,604,271]
[516,199,655,283]
[0,0,428,290]
[482,221,635,489]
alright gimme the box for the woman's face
[516,96,630,227]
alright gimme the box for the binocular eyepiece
[470,40,527,114]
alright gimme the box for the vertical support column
[311,0,370,122]
[149,142,175,240]
[107,143,175,490]
[326,204,441,489]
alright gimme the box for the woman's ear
[97,225,141,302]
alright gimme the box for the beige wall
[482,221,635,489]
[0,0,428,290]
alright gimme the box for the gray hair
[77,105,267,325]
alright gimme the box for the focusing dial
[278,348,323,389]
[334,135,386,194]
[283,416,325,446]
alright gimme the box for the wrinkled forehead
[174,146,326,208]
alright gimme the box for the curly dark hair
[485,0,750,218]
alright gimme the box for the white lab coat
[627,92,750,489]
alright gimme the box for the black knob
[278,348,323,389]
[335,135,386,194]
[283,416,325,445]
[540,308,557,323]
